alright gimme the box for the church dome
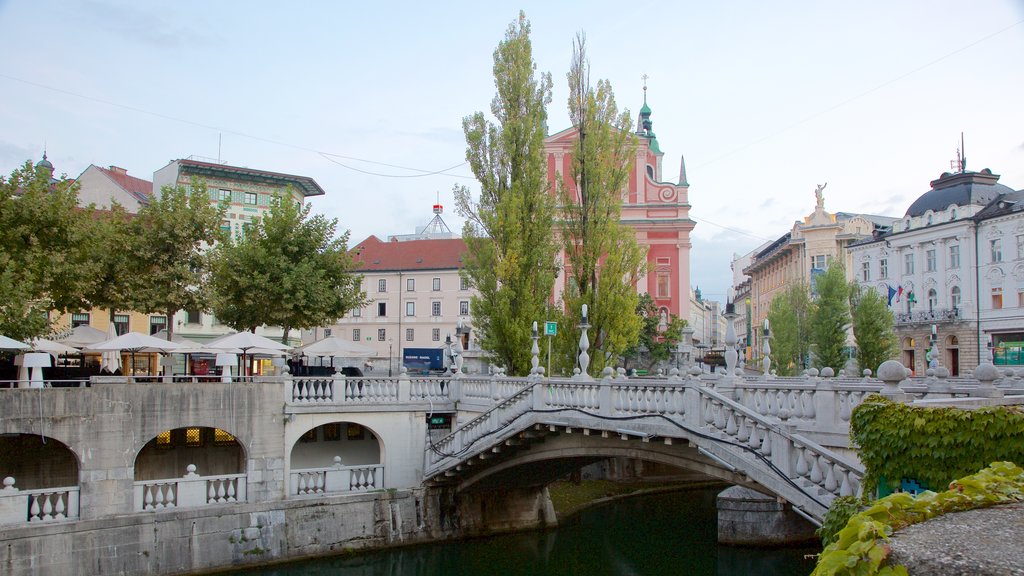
[35,152,53,173]
[904,169,1012,217]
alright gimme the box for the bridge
[1,356,1021,574]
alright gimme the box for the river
[223,488,818,575]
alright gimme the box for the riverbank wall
[0,484,559,576]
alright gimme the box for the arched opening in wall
[289,422,383,495]
[134,427,245,481]
[0,434,78,490]
[0,434,80,522]
[945,335,960,376]
[902,337,916,375]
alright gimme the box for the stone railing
[0,477,80,525]
[289,459,383,496]
[287,370,452,405]
[133,465,246,512]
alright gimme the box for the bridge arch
[134,426,247,481]
[0,433,79,490]
[287,420,385,495]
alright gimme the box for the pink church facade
[543,98,695,324]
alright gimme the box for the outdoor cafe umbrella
[86,331,188,376]
[298,335,375,357]
[0,335,31,351]
[30,338,80,357]
[56,325,108,348]
[205,331,291,376]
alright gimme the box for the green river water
[222,488,818,575]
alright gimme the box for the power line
[693,18,1024,170]
[0,72,474,180]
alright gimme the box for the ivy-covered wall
[851,395,1024,494]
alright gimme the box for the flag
[887,285,897,306]
[895,286,904,303]
[907,291,916,304]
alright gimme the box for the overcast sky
[2,1,1022,303]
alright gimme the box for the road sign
[544,322,557,336]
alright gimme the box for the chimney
[108,166,128,175]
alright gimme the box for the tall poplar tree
[555,34,646,375]
[453,12,557,375]
[129,181,224,340]
[810,262,851,373]
[850,283,898,375]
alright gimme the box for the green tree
[810,262,851,373]
[129,181,224,340]
[453,11,558,376]
[766,283,812,376]
[555,34,646,376]
[623,293,687,372]
[210,193,365,342]
[83,202,139,332]
[850,283,898,375]
[0,161,95,340]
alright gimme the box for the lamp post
[388,338,393,377]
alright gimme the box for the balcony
[895,307,961,325]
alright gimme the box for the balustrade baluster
[144,487,154,510]
[825,462,838,492]
[838,468,852,496]
[802,390,815,419]
[795,446,809,477]
[747,424,760,449]
[809,453,823,484]
[736,416,750,442]
[54,493,66,519]
[41,495,53,520]
[227,479,237,501]
[754,389,766,415]
[725,409,738,435]
[713,401,726,430]
[838,391,851,421]
[759,426,772,456]
[29,495,40,521]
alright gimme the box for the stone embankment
[888,502,1024,575]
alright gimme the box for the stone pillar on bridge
[877,360,913,403]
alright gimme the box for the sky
[2,1,1022,303]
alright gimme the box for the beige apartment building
[743,186,896,357]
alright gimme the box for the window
[185,427,203,447]
[1019,290,1024,308]
[926,249,936,272]
[991,239,1003,263]
[904,253,914,275]
[352,307,361,317]
[378,279,387,292]
[812,255,826,270]
[406,301,415,316]
[951,286,962,309]
[377,329,386,341]
[149,315,166,335]
[927,289,937,312]
[460,301,469,315]
[353,328,361,341]
[244,192,257,205]
[322,423,341,442]
[460,276,469,291]
[186,309,201,324]
[1018,235,1024,260]
[407,278,415,291]
[71,312,90,328]
[656,271,670,297]
[432,277,441,291]
[218,189,232,202]
[214,429,236,446]
[879,258,888,279]
[949,245,960,269]
[861,261,870,282]
[432,302,441,316]
[432,328,440,341]
[406,328,414,342]
[156,430,171,448]
[992,287,1003,309]
[377,302,386,316]
[324,328,332,337]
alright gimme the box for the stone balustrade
[290,459,384,496]
[133,465,246,512]
[0,477,80,525]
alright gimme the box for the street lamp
[387,338,393,377]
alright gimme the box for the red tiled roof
[351,236,467,271]
[96,166,153,205]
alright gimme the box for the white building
[849,166,1021,375]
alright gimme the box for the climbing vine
[851,395,1024,494]
[812,461,1024,576]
